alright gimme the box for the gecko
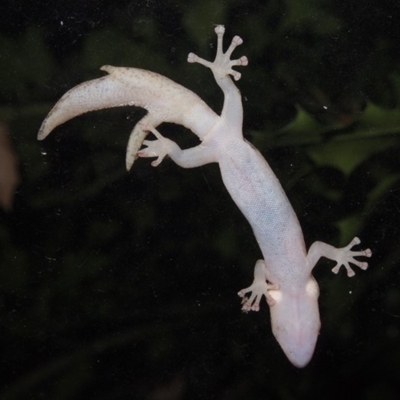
[38,25,372,367]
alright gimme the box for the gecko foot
[137,124,170,167]
[238,260,278,311]
[187,25,248,81]
[331,237,372,277]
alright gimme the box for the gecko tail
[38,65,219,170]
[38,69,136,141]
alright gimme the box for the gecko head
[269,278,321,368]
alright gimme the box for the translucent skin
[38,25,372,367]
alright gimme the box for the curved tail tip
[126,157,134,171]
[37,124,48,141]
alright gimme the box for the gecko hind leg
[187,25,248,81]
[137,123,171,167]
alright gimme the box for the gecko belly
[218,139,307,282]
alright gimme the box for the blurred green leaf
[336,214,365,245]
[306,138,394,176]
[358,101,400,135]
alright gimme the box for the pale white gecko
[38,25,372,367]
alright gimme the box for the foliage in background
[1,0,400,399]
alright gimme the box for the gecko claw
[214,25,225,35]
[187,52,198,63]
[231,71,241,81]
[237,56,248,66]
[232,35,243,46]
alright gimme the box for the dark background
[1,0,400,399]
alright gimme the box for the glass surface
[1,1,399,399]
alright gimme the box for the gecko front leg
[307,237,372,277]
[238,260,279,311]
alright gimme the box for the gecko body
[38,26,371,367]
